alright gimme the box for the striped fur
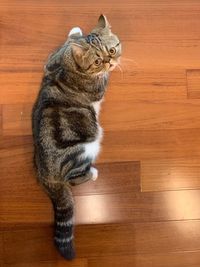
[32,15,121,260]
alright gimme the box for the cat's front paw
[90,167,98,181]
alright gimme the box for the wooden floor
[1,0,200,266]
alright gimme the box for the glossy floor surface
[1,0,200,266]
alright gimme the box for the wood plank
[0,68,187,105]
[75,221,200,257]
[5,98,200,136]
[2,130,200,225]
[187,69,200,99]
[3,185,200,226]
[1,1,200,266]
[0,105,2,136]
[101,99,200,131]
[141,158,200,192]
[0,158,139,198]
[100,128,200,162]
[0,160,140,226]
[0,135,33,150]
[2,104,33,136]
[75,190,200,224]
[2,227,57,264]
[88,251,200,267]
[72,161,140,195]
[5,96,200,137]
[109,68,187,101]
[0,233,4,262]
[3,259,88,267]
[3,126,200,171]
[3,221,200,263]
[0,72,41,105]
[1,1,200,70]
[2,129,200,183]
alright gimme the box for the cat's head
[65,15,121,75]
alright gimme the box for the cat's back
[32,77,99,146]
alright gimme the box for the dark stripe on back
[51,109,88,149]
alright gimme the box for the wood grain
[100,128,200,162]
[109,68,187,101]
[3,259,88,267]
[75,221,200,257]
[6,97,200,136]
[1,0,200,265]
[142,158,200,192]
[0,72,41,105]
[2,103,33,136]
[0,161,140,226]
[0,233,4,262]
[0,135,33,150]
[88,251,200,267]
[0,105,2,135]
[0,160,139,197]
[75,190,200,224]
[1,1,200,70]
[3,221,200,263]
[72,161,140,195]
[187,69,200,99]
[0,68,186,105]
[102,99,200,131]
[3,186,200,226]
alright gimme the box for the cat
[32,14,121,260]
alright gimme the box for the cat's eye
[94,58,102,66]
[109,47,116,56]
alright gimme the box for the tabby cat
[32,14,121,260]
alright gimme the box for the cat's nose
[104,56,111,63]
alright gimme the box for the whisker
[116,63,124,80]
[117,63,123,73]
[121,57,139,67]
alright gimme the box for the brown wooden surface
[141,158,200,191]
[3,187,200,227]
[3,260,88,267]
[2,221,200,264]
[187,69,200,99]
[88,252,200,267]
[1,0,200,265]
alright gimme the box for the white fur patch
[90,167,98,181]
[68,27,82,37]
[92,100,102,118]
[83,126,103,162]
[81,101,103,161]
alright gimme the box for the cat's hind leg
[68,167,98,186]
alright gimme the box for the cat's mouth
[109,63,116,71]
[96,58,120,76]
[105,59,119,71]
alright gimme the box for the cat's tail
[53,184,75,260]
[43,180,76,260]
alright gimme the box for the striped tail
[53,185,75,260]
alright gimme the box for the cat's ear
[71,43,86,66]
[97,14,111,29]
[91,14,111,34]
[68,27,83,38]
